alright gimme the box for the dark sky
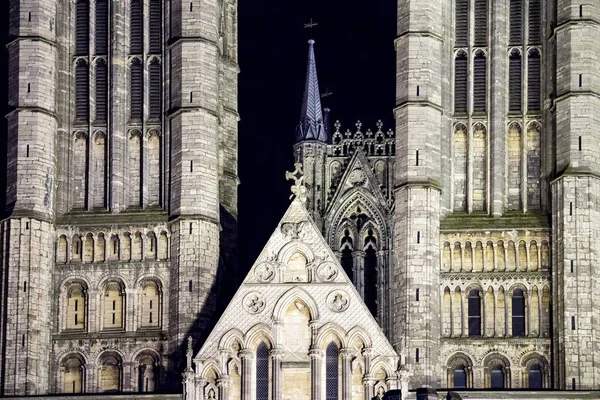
[0,0,396,272]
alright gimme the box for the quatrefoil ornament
[243,292,266,314]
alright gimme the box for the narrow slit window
[95,0,108,55]
[417,231,421,244]
[188,280,193,292]
[130,0,143,54]
[573,378,577,390]
[416,288,419,301]
[455,0,468,47]
[570,202,573,216]
[189,2,193,11]
[190,91,193,103]
[473,52,487,112]
[572,316,576,330]
[454,52,468,113]
[27,83,30,93]
[416,150,419,166]
[22,335,25,346]
[75,60,89,121]
[95,60,108,122]
[474,0,488,47]
[509,0,523,46]
[512,289,525,337]
[468,290,482,336]
[509,50,522,112]
[149,0,162,53]
[579,136,582,151]
[527,50,541,110]
[190,160,193,172]
[75,0,89,56]
[571,260,574,273]
[23,281,27,292]
[416,85,420,96]
[415,348,419,362]
[579,74,583,88]
[580,5,583,17]
[26,145,29,157]
[130,59,143,120]
[189,223,193,234]
[28,12,31,22]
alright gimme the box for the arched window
[455,0,468,47]
[509,0,523,46]
[103,281,124,329]
[149,0,162,53]
[256,342,269,400]
[528,49,541,111]
[473,52,487,112]
[528,364,542,389]
[326,342,339,400]
[453,365,467,388]
[512,288,526,337]
[99,353,122,392]
[65,283,87,330]
[364,231,378,318]
[72,234,82,260]
[75,60,89,121]
[137,354,158,392]
[140,280,161,328]
[491,365,505,389]
[454,52,468,113]
[130,59,143,121]
[95,59,108,122]
[473,0,487,47]
[75,0,89,56]
[130,0,143,54]
[468,289,482,337]
[149,59,161,119]
[340,229,354,282]
[95,0,108,55]
[62,356,84,393]
[509,50,522,112]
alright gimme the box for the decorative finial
[184,336,194,373]
[285,163,307,203]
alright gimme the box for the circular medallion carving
[254,262,275,282]
[348,169,366,186]
[317,262,338,282]
[243,292,266,314]
[327,290,350,312]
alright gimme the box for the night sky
[0,0,397,273]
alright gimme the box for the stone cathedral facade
[2,0,600,400]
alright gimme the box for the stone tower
[550,0,600,390]
[0,0,238,395]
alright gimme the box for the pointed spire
[296,40,327,143]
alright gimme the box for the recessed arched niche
[284,252,308,283]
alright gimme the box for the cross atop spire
[296,39,327,143]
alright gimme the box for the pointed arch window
[149,59,161,119]
[454,52,468,113]
[512,288,526,337]
[256,342,269,400]
[95,0,108,55]
[95,59,108,122]
[474,0,488,47]
[149,0,162,54]
[468,289,482,337]
[509,0,523,46]
[75,0,89,56]
[130,0,143,54]
[364,230,378,319]
[326,342,339,400]
[455,0,468,47]
[473,52,487,112]
[528,49,541,111]
[509,50,522,112]
[75,60,89,121]
[130,59,143,121]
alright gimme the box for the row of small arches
[442,285,550,338]
[442,239,549,273]
[60,278,163,332]
[56,231,169,264]
[60,349,160,394]
[445,351,549,389]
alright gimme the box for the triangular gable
[325,149,389,215]
[194,199,398,366]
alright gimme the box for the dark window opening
[75,0,89,56]
[572,316,576,330]
[468,289,481,337]
[130,59,143,120]
[512,289,525,337]
[188,280,193,292]
[416,288,419,301]
[325,342,339,400]
[528,365,542,389]
[95,0,108,54]
[130,0,143,54]
[256,342,269,400]
[454,53,468,112]
[509,0,523,46]
[491,366,505,389]
[474,0,488,46]
[415,348,419,363]
[455,0,468,47]
[364,247,378,318]
[454,366,467,389]
[473,53,487,112]
[509,51,522,112]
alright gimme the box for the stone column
[352,250,366,298]
[309,348,323,400]
[239,350,254,400]
[270,349,284,400]
[376,251,387,327]
[362,376,375,400]
[217,377,231,400]
[341,348,353,400]
[183,371,197,400]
